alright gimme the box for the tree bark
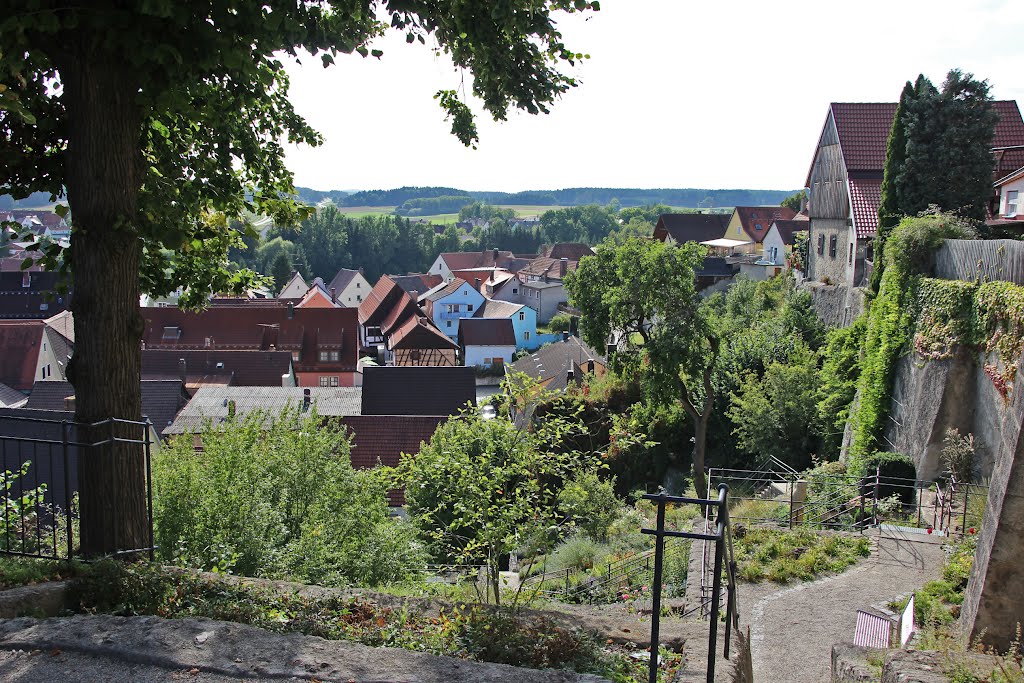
[57,45,148,557]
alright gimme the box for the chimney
[63,395,75,411]
[474,278,481,288]
[282,373,291,388]
[287,302,295,319]
[358,267,364,274]
[566,367,575,382]
[330,287,337,303]
[411,290,419,301]
[562,331,570,342]
[586,359,595,373]
[559,257,568,277]
[178,358,187,384]
[492,247,499,263]
[302,387,311,412]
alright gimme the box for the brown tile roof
[388,315,459,351]
[809,100,1024,186]
[2,210,68,231]
[541,243,595,260]
[733,207,797,244]
[458,318,516,347]
[0,256,43,272]
[142,349,293,387]
[361,366,475,416]
[388,273,442,297]
[140,306,358,372]
[848,178,883,239]
[438,250,517,272]
[653,213,731,244]
[0,321,43,391]
[340,414,446,505]
[379,293,419,335]
[358,276,403,326]
[422,278,468,302]
[770,219,806,246]
[518,257,577,281]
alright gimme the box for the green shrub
[154,407,424,587]
[546,534,606,572]
[860,452,916,504]
[547,313,573,334]
[558,467,622,542]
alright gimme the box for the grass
[68,561,681,682]
[730,528,870,584]
[0,556,82,588]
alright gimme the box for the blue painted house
[420,278,486,341]
[474,299,540,351]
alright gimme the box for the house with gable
[327,267,371,307]
[489,257,575,324]
[0,320,71,394]
[295,277,339,308]
[509,334,608,392]
[474,299,538,350]
[989,165,1024,235]
[358,275,458,366]
[428,248,531,281]
[722,207,797,254]
[805,101,1024,290]
[653,213,731,246]
[458,318,516,368]
[419,277,485,340]
[277,271,308,300]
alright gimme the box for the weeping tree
[0,0,598,556]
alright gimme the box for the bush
[548,313,573,334]
[546,534,607,573]
[558,467,622,541]
[154,407,424,587]
[859,452,916,504]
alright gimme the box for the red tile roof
[541,243,595,260]
[810,100,1024,185]
[141,306,358,372]
[358,276,403,326]
[848,178,883,239]
[733,206,797,244]
[380,292,419,335]
[0,321,44,391]
[340,414,446,504]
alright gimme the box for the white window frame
[1007,189,1019,217]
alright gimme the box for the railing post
[144,417,155,561]
[789,477,794,530]
[62,420,72,561]
[707,484,728,683]
[872,467,880,525]
[647,495,666,683]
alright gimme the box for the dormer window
[1007,190,1019,217]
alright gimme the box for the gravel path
[740,528,948,683]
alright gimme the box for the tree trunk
[58,47,148,557]
[692,416,708,499]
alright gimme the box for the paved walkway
[740,528,948,683]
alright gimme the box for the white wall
[464,344,515,367]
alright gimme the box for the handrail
[642,485,738,683]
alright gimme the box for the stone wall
[808,218,850,285]
[802,281,866,329]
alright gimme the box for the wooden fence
[935,239,1024,285]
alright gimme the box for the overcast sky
[282,0,1024,194]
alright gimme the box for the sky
[283,0,1024,194]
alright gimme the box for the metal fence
[0,413,156,561]
[706,465,986,538]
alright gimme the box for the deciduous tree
[1,0,598,555]
[565,238,718,495]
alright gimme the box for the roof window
[162,326,181,342]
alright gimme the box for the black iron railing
[642,484,738,683]
[0,413,156,561]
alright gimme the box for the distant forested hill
[302,185,800,209]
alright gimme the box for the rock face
[803,282,866,329]
[885,349,1019,481]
